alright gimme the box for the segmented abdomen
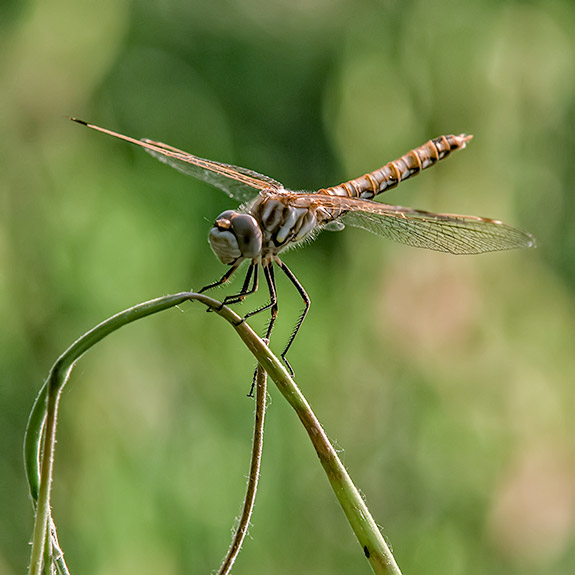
[319,134,472,200]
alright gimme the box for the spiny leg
[199,262,240,293]
[200,261,258,311]
[275,258,310,377]
[247,263,278,396]
[199,262,242,313]
[223,263,259,306]
[263,264,278,340]
[243,263,278,324]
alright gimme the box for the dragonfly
[70,118,535,374]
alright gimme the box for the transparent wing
[297,192,535,254]
[70,119,282,202]
[339,203,535,254]
[141,139,283,202]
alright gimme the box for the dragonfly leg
[242,263,278,327]
[275,258,310,377]
[263,264,278,340]
[245,265,278,397]
[199,262,243,312]
[222,263,259,306]
[199,263,240,293]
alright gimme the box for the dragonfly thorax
[208,210,262,264]
[250,197,319,253]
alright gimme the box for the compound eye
[208,210,242,265]
[208,228,240,265]
[230,214,262,259]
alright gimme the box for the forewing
[142,139,284,202]
[335,200,535,254]
[70,119,281,202]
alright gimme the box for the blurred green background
[1,0,573,573]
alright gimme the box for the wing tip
[525,232,537,249]
[68,117,89,127]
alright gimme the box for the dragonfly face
[70,118,535,377]
[209,210,262,265]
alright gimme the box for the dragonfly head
[209,210,262,265]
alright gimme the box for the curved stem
[24,292,200,503]
[26,292,221,575]
[229,321,403,575]
[217,358,268,575]
[25,291,402,575]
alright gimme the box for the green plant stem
[26,292,402,575]
[217,359,268,575]
[25,292,199,575]
[227,316,402,574]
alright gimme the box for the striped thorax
[209,192,321,264]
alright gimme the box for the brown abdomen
[319,134,472,200]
